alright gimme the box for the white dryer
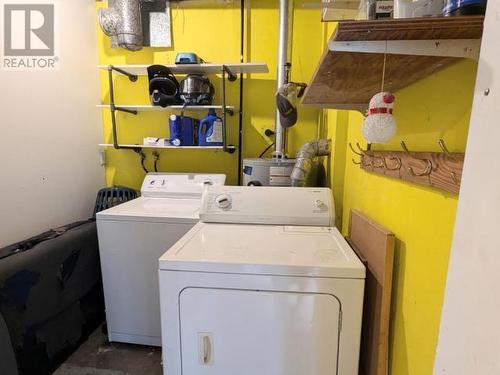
[159,186,365,375]
[96,173,225,346]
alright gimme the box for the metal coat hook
[438,139,459,161]
[349,143,366,166]
[371,153,386,169]
[357,143,389,169]
[400,141,433,177]
[439,139,462,185]
[349,142,372,167]
[383,155,402,171]
[357,143,378,167]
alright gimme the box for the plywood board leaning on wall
[347,210,395,375]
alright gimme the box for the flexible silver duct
[274,0,291,158]
[99,0,143,51]
[291,139,332,187]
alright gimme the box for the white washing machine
[96,173,225,346]
[159,186,365,375]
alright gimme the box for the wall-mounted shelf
[99,64,266,153]
[98,104,236,115]
[99,143,231,151]
[302,16,484,110]
[98,63,268,76]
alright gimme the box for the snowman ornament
[362,92,397,144]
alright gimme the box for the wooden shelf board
[99,143,226,150]
[335,16,484,41]
[302,50,459,109]
[97,104,236,111]
[302,16,484,110]
[98,63,268,76]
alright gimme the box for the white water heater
[242,158,296,187]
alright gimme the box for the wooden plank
[358,150,464,194]
[335,16,484,41]
[301,16,484,109]
[347,210,395,375]
[302,50,458,109]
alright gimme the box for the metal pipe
[237,0,245,185]
[99,0,143,51]
[274,0,290,158]
[291,139,332,187]
[108,67,120,149]
[221,66,228,152]
[108,65,139,149]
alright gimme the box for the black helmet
[147,65,182,107]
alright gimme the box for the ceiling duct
[99,0,172,51]
[99,0,144,51]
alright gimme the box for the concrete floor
[54,327,162,375]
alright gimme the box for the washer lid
[96,197,201,223]
[159,222,365,278]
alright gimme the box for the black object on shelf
[443,0,487,16]
[148,65,182,107]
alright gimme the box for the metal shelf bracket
[107,65,139,149]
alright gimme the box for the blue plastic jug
[443,0,487,15]
[199,109,223,146]
[169,115,197,146]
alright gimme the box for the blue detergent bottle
[199,109,223,146]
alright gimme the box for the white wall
[0,0,104,247]
[434,3,500,374]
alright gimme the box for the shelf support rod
[107,66,120,150]
[115,107,139,115]
[222,65,237,82]
[107,66,140,150]
[220,66,236,154]
[221,66,228,152]
[329,39,481,60]
[109,65,138,82]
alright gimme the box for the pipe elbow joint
[291,139,332,187]
[98,0,143,51]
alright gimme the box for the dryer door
[179,287,341,375]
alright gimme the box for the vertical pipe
[237,0,245,185]
[274,0,290,158]
[221,67,228,152]
[108,66,119,149]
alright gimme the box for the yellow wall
[97,1,323,188]
[327,60,477,374]
[98,4,478,373]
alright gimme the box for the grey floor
[54,327,162,375]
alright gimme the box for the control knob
[315,200,328,211]
[215,194,232,210]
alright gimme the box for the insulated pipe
[291,139,332,187]
[274,0,290,158]
[99,0,143,51]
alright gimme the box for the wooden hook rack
[351,140,464,194]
